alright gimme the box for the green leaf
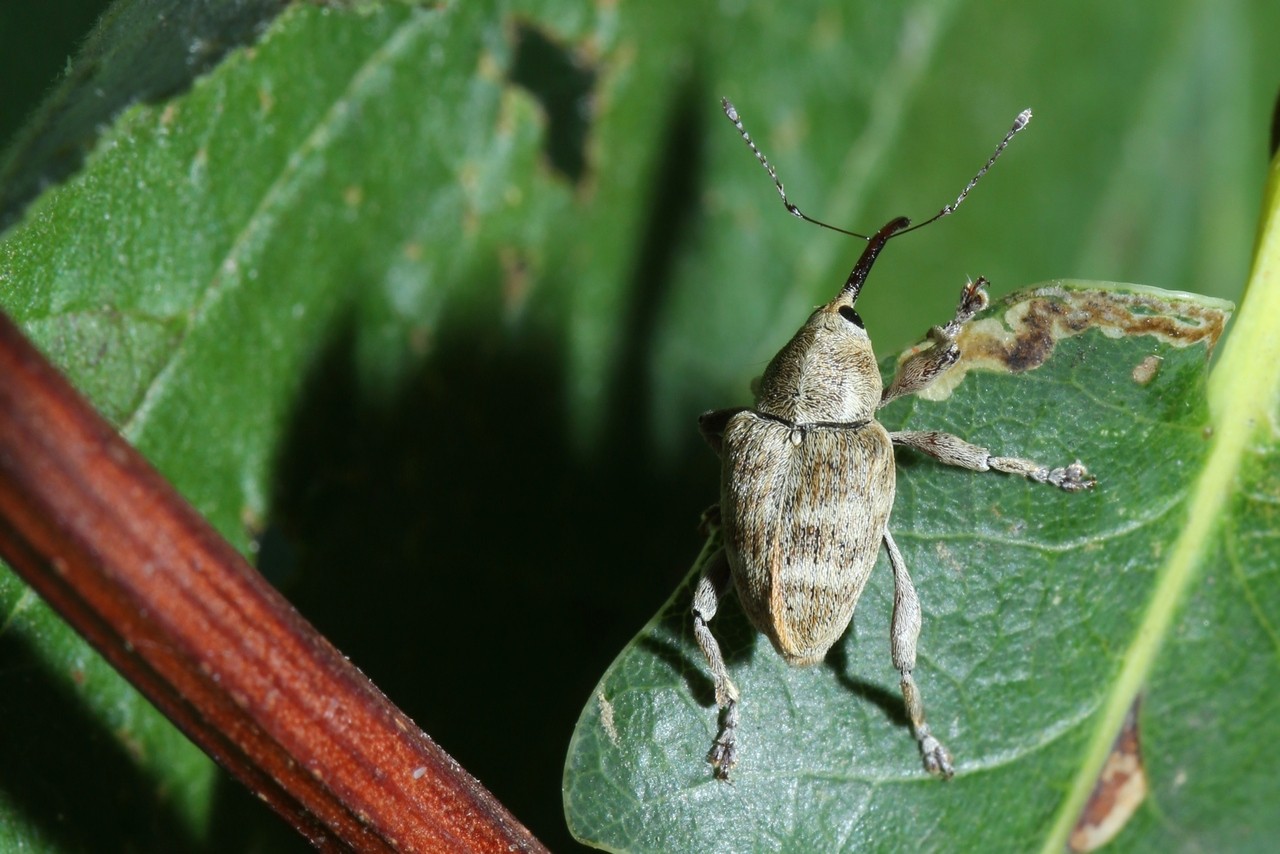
[564,282,1241,852]
[3,0,1280,850]
[0,0,289,231]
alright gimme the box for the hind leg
[884,529,954,778]
[692,547,739,779]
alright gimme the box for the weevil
[694,99,1095,781]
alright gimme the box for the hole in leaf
[507,22,595,183]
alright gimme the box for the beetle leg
[884,529,955,779]
[692,548,739,779]
[880,277,989,405]
[697,504,723,538]
[889,430,1095,491]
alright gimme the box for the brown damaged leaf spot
[1069,699,1148,852]
[906,284,1232,401]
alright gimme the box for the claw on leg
[707,700,739,779]
[918,725,955,779]
[1043,459,1095,491]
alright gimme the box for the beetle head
[724,100,1032,428]
[755,217,909,424]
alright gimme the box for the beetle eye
[838,306,864,328]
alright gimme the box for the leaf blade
[565,282,1234,853]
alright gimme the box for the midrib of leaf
[121,5,439,440]
[1040,150,1280,852]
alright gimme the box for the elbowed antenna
[721,98,869,238]
[895,108,1032,237]
[841,109,1033,302]
[721,99,1033,244]
[723,99,1033,304]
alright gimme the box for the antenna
[721,98,868,238]
[897,108,1032,236]
[721,98,1032,242]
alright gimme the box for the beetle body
[719,301,895,665]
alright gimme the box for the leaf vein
[120,9,437,439]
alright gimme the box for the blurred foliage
[0,0,1277,850]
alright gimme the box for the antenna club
[722,98,739,123]
[1014,108,1033,131]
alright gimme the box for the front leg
[891,430,1095,491]
[881,277,989,406]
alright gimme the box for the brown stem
[0,311,546,853]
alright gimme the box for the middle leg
[890,429,1095,491]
